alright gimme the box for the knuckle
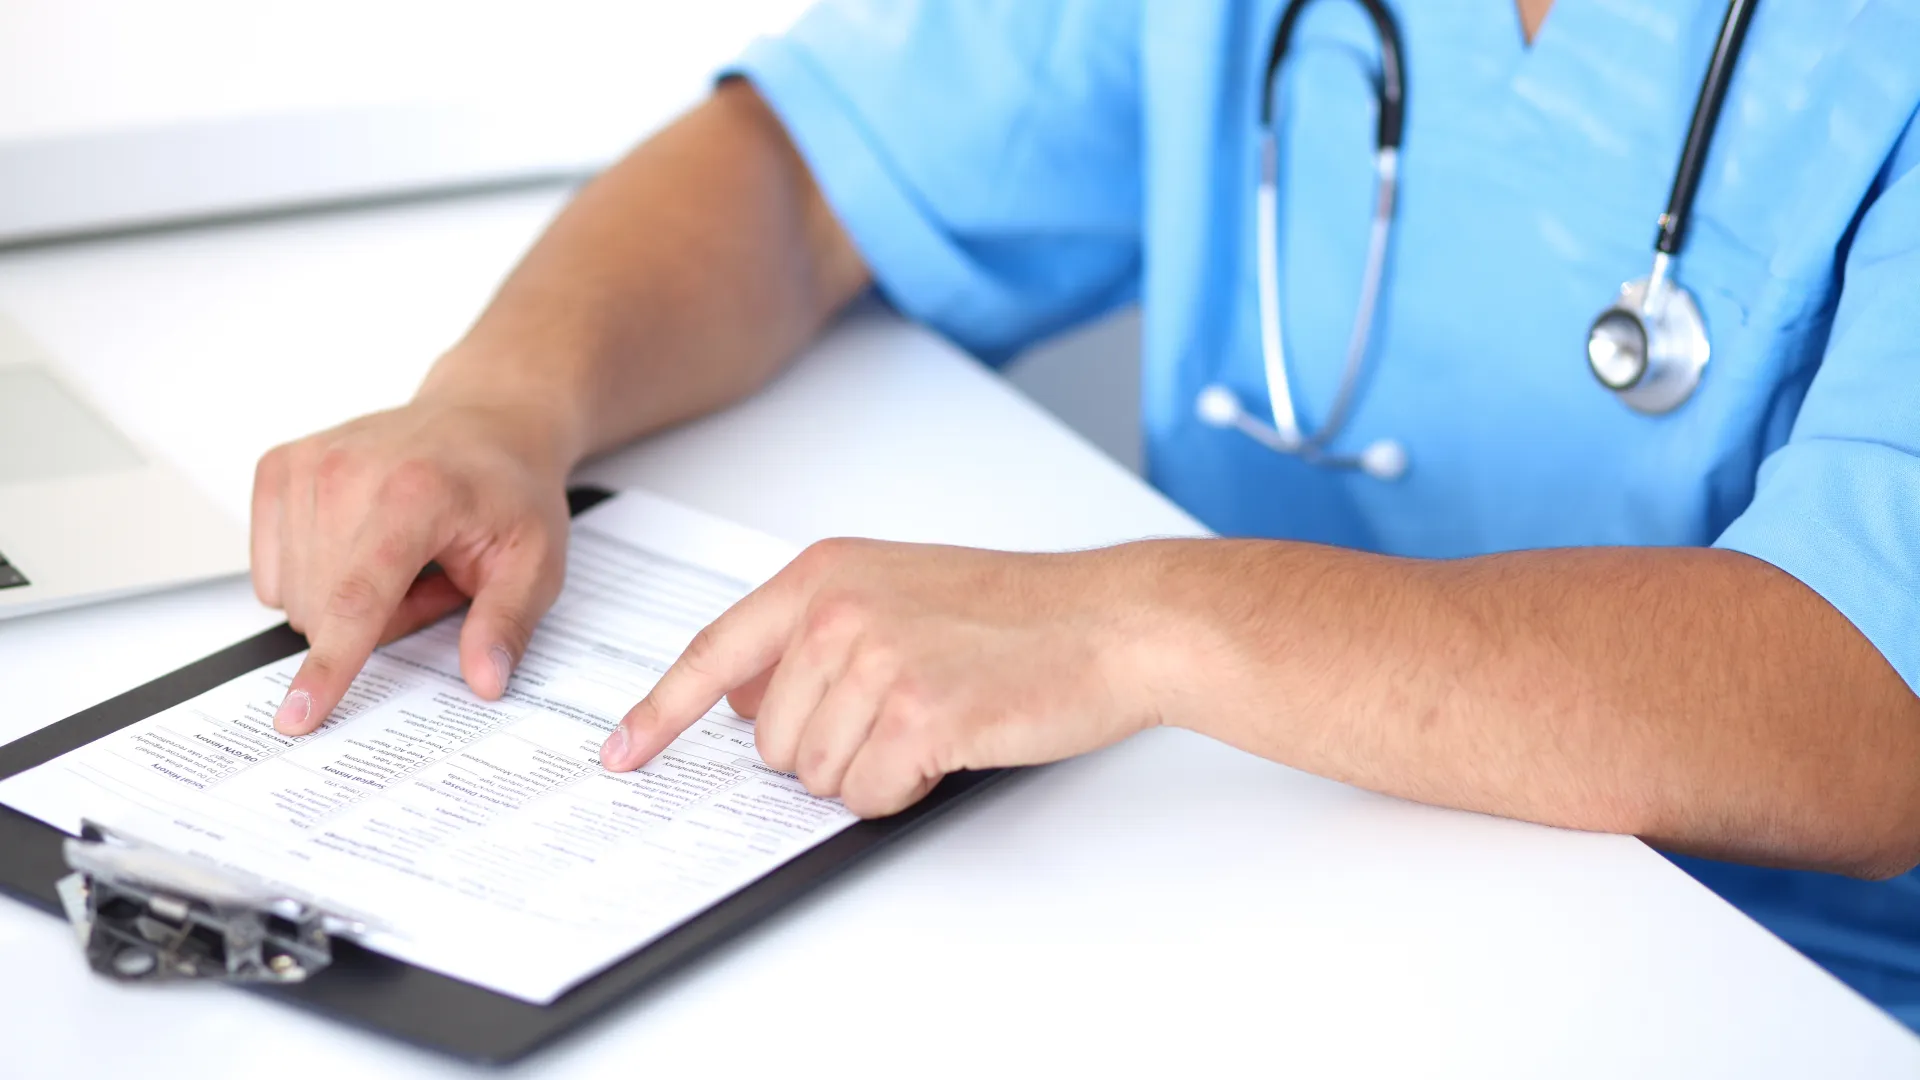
[880,679,934,737]
[376,458,445,508]
[794,538,841,569]
[803,591,867,643]
[313,444,360,496]
[280,440,317,476]
[369,526,421,572]
[324,573,385,625]
[848,641,900,688]
[253,445,290,492]
[301,651,342,688]
[793,630,846,676]
[680,625,724,676]
[279,443,321,498]
[794,537,859,575]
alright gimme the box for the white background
[0,0,1144,459]
[0,1,810,141]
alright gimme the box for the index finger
[273,512,440,736]
[600,572,807,771]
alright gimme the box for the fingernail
[600,725,629,769]
[274,689,312,735]
[488,646,514,697]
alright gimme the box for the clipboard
[0,485,1007,1064]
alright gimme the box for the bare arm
[419,78,870,465]
[606,535,1920,880]
[257,81,868,734]
[1152,542,1920,879]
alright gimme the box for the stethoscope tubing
[1658,0,1760,256]
[1211,0,1757,479]
[1254,140,1396,455]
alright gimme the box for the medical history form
[0,491,858,1003]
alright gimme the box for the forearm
[416,79,868,471]
[1143,541,1920,878]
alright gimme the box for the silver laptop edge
[0,312,248,619]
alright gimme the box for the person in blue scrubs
[249,1,1920,1028]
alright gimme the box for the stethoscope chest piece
[1587,268,1710,415]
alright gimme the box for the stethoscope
[1198,0,1760,481]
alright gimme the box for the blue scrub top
[731,0,1920,1027]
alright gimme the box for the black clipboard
[0,485,1006,1064]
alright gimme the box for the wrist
[1089,540,1219,736]
[1098,539,1281,741]
[413,344,592,479]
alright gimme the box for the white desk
[0,186,1913,1078]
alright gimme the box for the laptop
[0,312,247,620]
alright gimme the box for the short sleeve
[1716,119,1920,692]
[726,0,1143,364]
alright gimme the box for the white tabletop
[0,186,1913,1078]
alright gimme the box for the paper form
[0,490,856,1004]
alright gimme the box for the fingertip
[463,547,561,701]
[599,722,633,770]
[273,688,314,736]
[459,605,538,702]
[755,725,795,775]
[477,644,514,700]
[601,695,674,771]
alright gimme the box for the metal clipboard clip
[56,821,365,985]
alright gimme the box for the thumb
[458,536,564,700]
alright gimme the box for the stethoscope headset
[1197,0,1761,481]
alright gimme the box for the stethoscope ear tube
[1249,142,1399,464]
[1261,0,1406,151]
[1240,0,1407,479]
